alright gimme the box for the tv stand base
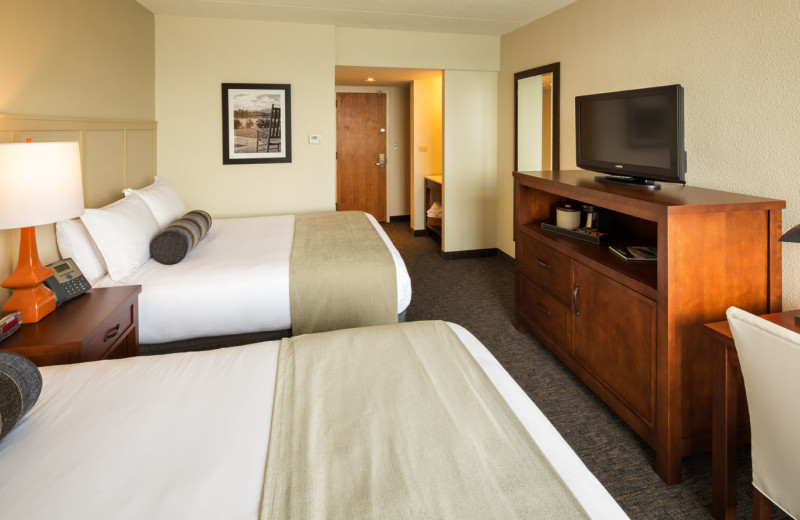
[595,175,661,189]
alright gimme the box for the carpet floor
[383,221,788,520]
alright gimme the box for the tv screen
[576,84,685,186]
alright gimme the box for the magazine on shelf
[608,245,657,262]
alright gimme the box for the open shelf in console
[519,220,658,300]
[514,172,661,300]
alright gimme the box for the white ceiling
[136,0,576,36]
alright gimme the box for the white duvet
[96,213,412,344]
[0,323,626,519]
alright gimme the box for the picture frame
[221,83,292,164]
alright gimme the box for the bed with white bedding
[0,322,627,519]
[95,212,411,345]
[56,178,412,352]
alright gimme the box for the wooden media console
[513,170,784,484]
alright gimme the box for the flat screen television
[575,84,686,188]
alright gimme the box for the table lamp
[779,224,800,322]
[0,141,84,323]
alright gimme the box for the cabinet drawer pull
[535,303,551,316]
[535,257,552,269]
[573,283,581,316]
[104,324,121,342]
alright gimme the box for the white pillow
[80,194,161,281]
[55,219,107,285]
[123,177,186,228]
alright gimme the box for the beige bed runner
[260,321,589,519]
[290,211,397,335]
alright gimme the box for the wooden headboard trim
[0,114,158,201]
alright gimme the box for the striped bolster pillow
[0,352,42,442]
[150,210,213,265]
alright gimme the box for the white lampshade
[0,141,84,230]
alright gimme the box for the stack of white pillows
[55,177,186,285]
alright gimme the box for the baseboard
[441,248,498,260]
[413,229,426,237]
[389,214,410,222]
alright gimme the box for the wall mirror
[514,62,560,171]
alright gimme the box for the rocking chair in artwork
[266,105,281,153]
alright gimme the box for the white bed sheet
[0,342,280,520]
[96,213,412,344]
[0,323,626,519]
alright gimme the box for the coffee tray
[541,222,609,244]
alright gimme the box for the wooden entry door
[336,92,387,221]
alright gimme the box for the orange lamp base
[1,227,56,323]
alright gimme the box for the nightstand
[0,285,142,367]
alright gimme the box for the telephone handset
[44,258,91,307]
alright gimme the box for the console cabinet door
[572,262,657,426]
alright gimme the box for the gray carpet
[383,221,789,520]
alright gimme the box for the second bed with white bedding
[95,213,412,344]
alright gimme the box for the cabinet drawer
[518,233,571,303]
[82,300,135,362]
[520,276,570,349]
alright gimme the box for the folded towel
[427,201,443,218]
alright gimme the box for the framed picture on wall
[221,83,292,164]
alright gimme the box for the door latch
[376,153,385,168]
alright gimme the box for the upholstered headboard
[0,114,157,303]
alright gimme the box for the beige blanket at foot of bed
[260,321,589,520]
[290,211,397,335]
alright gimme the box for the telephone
[44,258,91,307]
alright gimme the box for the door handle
[376,153,385,168]
[573,283,580,316]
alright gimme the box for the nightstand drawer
[82,298,135,361]
[0,286,140,367]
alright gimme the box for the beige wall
[0,0,154,307]
[157,21,501,230]
[443,70,498,252]
[387,87,411,218]
[336,28,500,71]
[155,16,337,217]
[335,27,502,241]
[0,0,154,119]
[335,28,501,246]
[498,0,800,308]
[516,75,543,171]
[410,77,444,231]
[335,86,410,219]
[340,28,501,234]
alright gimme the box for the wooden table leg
[712,342,738,520]
[753,488,773,520]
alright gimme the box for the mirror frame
[514,62,560,171]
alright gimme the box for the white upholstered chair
[726,307,800,520]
